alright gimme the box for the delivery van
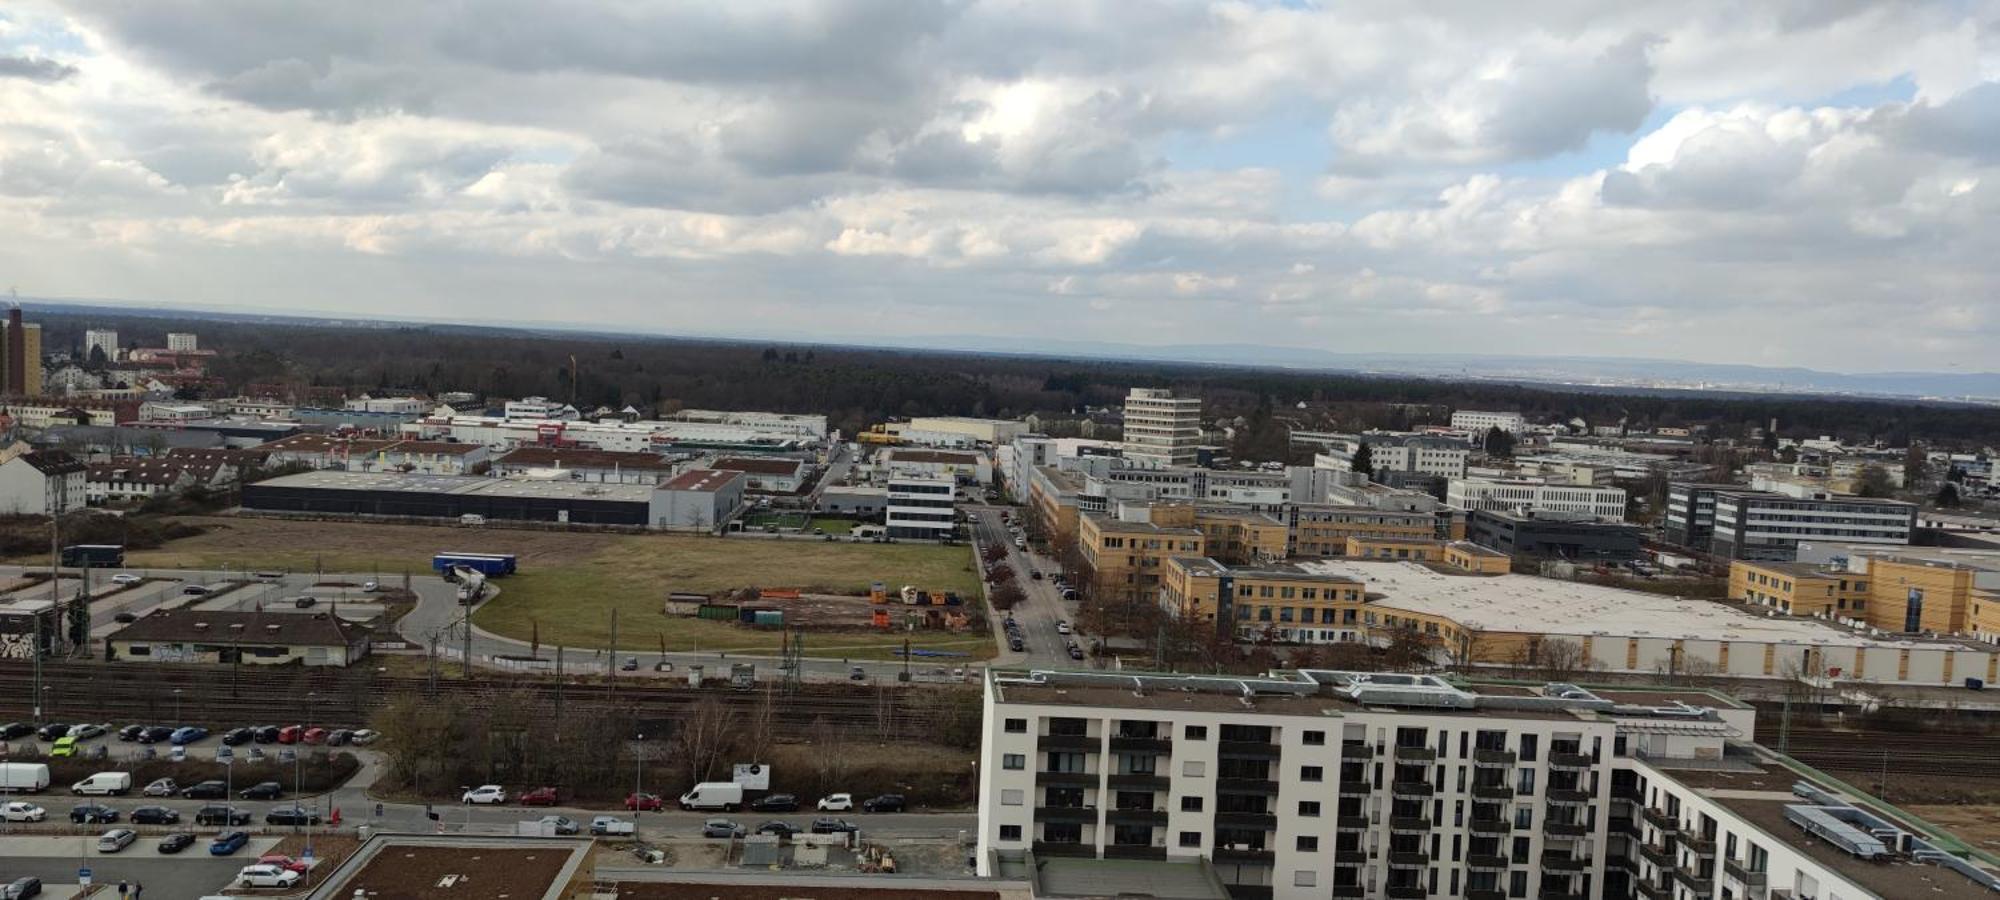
[0,763,50,793]
[677,781,744,811]
[71,772,133,796]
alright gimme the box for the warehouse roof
[711,456,806,475]
[662,468,743,492]
[887,449,982,465]
[109,609,363,648]
[253,470,660,502]
[495,446,675,471]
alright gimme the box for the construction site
[665,582,979,638]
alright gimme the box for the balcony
[1673,868,1715,894]
[1332,853,1366,868]
[1470,782,1514,800]
[1335,815,1371,832]
[1537,890,1587,900]
[1391,781,1434,798]
[1224,887,1272,900]
[1635,878,1672,900]
[1611,783,1642,803]
[1107,773,1170,792]
[1103,844,1167,861]
[1033,806,1099,824]
[1724,857,1768,887]
[1469,817,1512,836]
[1330,886,1366,899]
[1215,777,1280,795]
[1385,886,1427,899]
[1467,853,1510,871]
[1467,890,1507,900]
[1217,740,1281,760]
[1039,733,1098,751]
[1338,781,1372,796]
[1542,819,1588,838]
[1211,846,1274,865]
[1106,808,1168,827]
[1641,808,1680,833]
[1389,816,1432,833]
[1032,841,1094,858]
[1546,787,1592,805]
[1393,745,1437,762]
[1639,842,1675,869]
[1109,735,1173,754]
[1682,833,1716,856]
[1608,816,1638,837]
[1340,742,1373,760]
[1387,850,1429,868]
[1541,851,1587,872]
[1548,751,1593,770]
[1036,770,1099,788]
[1215,811,1278,831]
[1473,748,1516,767]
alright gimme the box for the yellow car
[49,736,77,758]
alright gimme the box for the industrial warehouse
[242,469,692,527]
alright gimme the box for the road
[967,506,1085,670]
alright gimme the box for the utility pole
[554,645,565,725]
[461,612,472,681]
[607,608,619,699]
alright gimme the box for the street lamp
[633,733,645,816]
[172,688,182,725]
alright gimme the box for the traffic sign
[77,867,91,886]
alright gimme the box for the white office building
[886,475,957,540]
[165,332,198,352]
[1123,388,1203,469]
[1315,435,1469,479]
[1447,478,1627,522]
[502,397,580,420]
[977,668,2000,900]
[1450,411,1527,435]
[1709,489,1915,561]
[84,329,118,360]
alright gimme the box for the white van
[678,781,744,811]
[71,772,132,796]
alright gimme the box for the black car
[1067,645,1084,660]
[116,724,145,741]
[1008,638,1025,651]
[181,780,228,800]
[239,781,284,800]
[253,726,281,744]
[861,793,906,813]
[756,820,800,837]
[750,793,800,812]
[130,806,180,825]
[327,729,353,746]
[136,726,174,744]
[36,723,68,742]
[221,727,255,746]
[194,805,251,827]
[2,876,41,899]
[265,805,321,826]
[69,803,118,824]
[157,833,194,854]
[0,722,33,740]
[810,817,859,834]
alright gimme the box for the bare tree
[808,715,851,795]
[671,696,741,786]
[1511,637,1592,683]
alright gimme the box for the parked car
[96,828,137,853]
[136,726,174,744]
[848,666,866,680]
[209,830,250,856]
[750,793,800,812]
[861,794,906,813]
[257,854,310,873]
[702,818,745,838]
[1068,645,1085,660]
[253,726,281,744]
[293,596,317,609]
[48,737,77,758]
[239,781,283,800]
[461,785,506,805]
[620,657,638,671]
[1,802,47,822]
[157,833,195,854]
[36,723,68,742]
[130,806,180,825]
[221,727,255,746]
[69,804,119,824]
[142,778,178,797]
[301,727,328,745]
[589,816,635,836]
[518,786,560,807]
[756,820,800,838]
[266,805,319,826]
[196,805,251,827]
[624,792,663,812]
[1056,621,1071,634]
[236,864,301,889]
[180,584,211,596]
[111,573,142,585]
[276,725,302,744]
[327,729,353,746]
[0,722,36,740]
[361,581,380,592]
[66,723,107,741]
[810,817,859,834]
[535,815,579,835]
[816,793,854,811]
[168,726,208,745]
[349,729,380,745]
[2,876,41,899]
[181,780,228,800]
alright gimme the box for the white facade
[903,416,1027,445]
[1448,478,1626,522]
[138,402,214,422]
[1314,437,1468,479]
[882,449,993,485]
[1122,388,1203,469]
[0,451,87,516]
[1450,410,1527,435]
[502,397,578,420]
[886,475,956,540]
[346,396,429,415]
[83,329,118,360]
[1711,491,1915,561]
[165,332,198,352]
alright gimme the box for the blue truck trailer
[433,552,517,577]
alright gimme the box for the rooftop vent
[192,622,208,631]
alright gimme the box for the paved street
[969,506,1089,670]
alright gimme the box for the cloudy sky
[2,2,1998,371]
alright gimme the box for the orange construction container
[763,588,802,600]
[871,609,891,630]
[869,582,887,604]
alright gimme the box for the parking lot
[0,834,285,898]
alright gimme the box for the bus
[432,552,517,578]
[60,544,125,568]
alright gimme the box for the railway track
[0,660,960,735]
[1756,725,2000,780]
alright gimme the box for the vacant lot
[111,516,990,660]
[1904,805,2000,856]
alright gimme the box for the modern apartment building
[1286,505,1448,557]
[1078,513,1207,606]
[978,668,2000,900]
[1709,489,1915,562]
[1446,478,1627,522]
[1737,545,2000,639]
[1449,410,1526,434]
[1314,435,1469,479]
[165,332,199,352]
[1123,388,1203,469]
[83,328,119,361]
[0,308,44,397]
[885,475,957,540]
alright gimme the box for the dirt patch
[1822,769,2000,806]
[1904,805,2000,855]
[270,832,361,872]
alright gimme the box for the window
[1298,801,1321,817]
[1000,789,1024,806]
[1004,718,1027,734]
[1183,761,1206,778]
[1000,824,1022,841]
[1181,796,1204,812]
[1304,730,1326,746]
[1185,725,1208,740]
[1297,835,1319,851]
[1003,753,1025,770]
[1301,765,1324,782]
[1293,870,1317,887]
[1179,831,1201,848]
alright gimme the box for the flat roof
[1084,513,1202,536]
[495,446,675,470]
[307,835,592,900]
[661,468,743,492]
[614,884,1004,900]
[255,470,659,502]
[1294,559,1971,649]
[1171,557,1363,584]
[712,456,807,475]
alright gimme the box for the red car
[277,725,302,745]
[519,787,560,807]
[301,727,328,745]
[624,792,663,812]
[258,854,309,873]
